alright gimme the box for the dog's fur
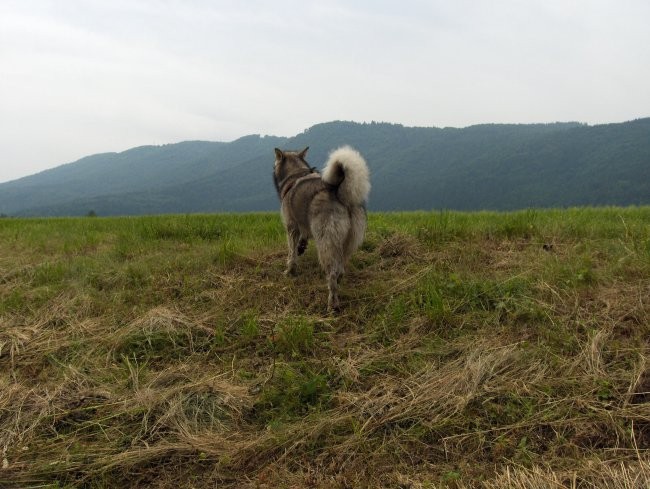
[273,146,370,311]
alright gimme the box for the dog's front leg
[285,229,300,276]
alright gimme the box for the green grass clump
[272,316,315,357]
[0,208,649,488]
[254,364,331,424]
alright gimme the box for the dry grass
[0,209,649,488]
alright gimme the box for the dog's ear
[298,147,309,159]
[274,148,284,161]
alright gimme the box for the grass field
[1,208,649,488]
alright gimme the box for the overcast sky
[1,0,649,183]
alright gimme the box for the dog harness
[279,168,319,200]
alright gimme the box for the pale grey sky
[1,0,649,183]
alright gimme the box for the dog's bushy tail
[322,146,370,207]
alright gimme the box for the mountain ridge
[1,119,649,216]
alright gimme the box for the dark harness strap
[280,168,319,200]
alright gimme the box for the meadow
[0,208,648,488]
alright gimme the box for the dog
[273,146,370,311]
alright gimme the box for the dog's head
[273,147,311,197]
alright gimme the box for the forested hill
[1,118,649,216]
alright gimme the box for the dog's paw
[284,267,297,277]
[327,299,341,314]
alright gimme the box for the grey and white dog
[273,146,370,311]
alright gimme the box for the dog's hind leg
[326,265,344,312]
[285,229,301,276]
[317,239,344,311]
[313,227,347,312]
